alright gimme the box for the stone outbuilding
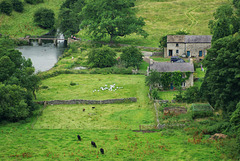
[165,35,212,58]
[147,61,194,89]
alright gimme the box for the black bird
[91,141,97,148]
[100,148,104,154]
[77,135,81,141]
[92,107,95,109]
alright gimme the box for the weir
[24,37,67,46]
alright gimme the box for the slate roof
[185,35,212,43]
[150,62,194,72]
[167,35,212,43]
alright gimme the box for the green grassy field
[0,122,223,161]
[34,103,154,130]
[36,74,148,102]
[0,74,225,160]
[0,0,229,47]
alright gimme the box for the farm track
[185,6,199,31]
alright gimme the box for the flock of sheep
[93,84,123,92]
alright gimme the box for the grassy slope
[0,0,65,37]
[78,0,230,47]
[0,0,229,46]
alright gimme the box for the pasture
[36,74,148,102]
[0,121,223,160]
[33,103,154,130]
[0,74,225,160]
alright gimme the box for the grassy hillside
[78,0,230,47]
[0,0,230,46]
[0,0,65,37]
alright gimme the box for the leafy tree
[87,46,117,68]
[11,0,24,13]
[0,56,15,82]
[209,4,240,42]
[0,1,13,15]
[212,17,231,42]
[120,46,143,69]
[200,35,240,115]
[230,102,240,132]
[0,83,36,122]
[0,37,40,122]
[58,0,85,37]
[233,0,240,8]
[34,8,55,29]
[80,0,148,43]
[145,70,161,87]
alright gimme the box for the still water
[17,40,66,73]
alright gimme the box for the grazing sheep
[100,148,104,154]
[77,135,81,141]
[91,141,97,148]
[83,108,85,112]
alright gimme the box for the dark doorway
[169,50,173,56]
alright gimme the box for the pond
[16,38,67,73]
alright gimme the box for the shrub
[70,82,77,86]
[0,1,13,15]
[11,0,24,12]
[25,0,44,4]
[87,46,117,68]
[190,104,213,119]
[34,8,55,29]
[120,46,143,69]
[151,88,160,100]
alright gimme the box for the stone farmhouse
[147,61,194,89]
[165,35,212,58]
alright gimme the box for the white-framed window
[182,82,186,87]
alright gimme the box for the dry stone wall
[37,97,137,105]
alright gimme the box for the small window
[182,82,186,87]
[176,50,179,53]
[176,43,179,47]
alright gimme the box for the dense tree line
[209,4,240,42]
[0,37,40,122]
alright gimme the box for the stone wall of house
[167,43,185,57]
[184,73,194,88]
[166,43,211,58]
[36,97,137,105]
[185,43,211,57]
